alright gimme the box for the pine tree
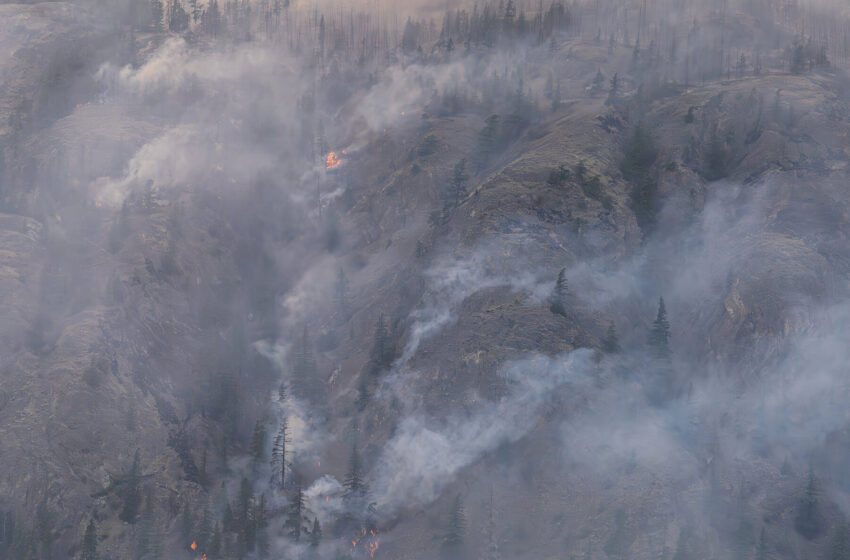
[284,481,307,542]
[35,500,55,560]
[552,78,561,112]
[549,268,568,316]
[795,467,822,540]
[271,418,289,490]
[606,73,619,105]
[369,314,392,376]
[197,506,213,553]
[167,0,189,32]
[442,495,467,553]
[477,115,501,159]
[756,526,768,560]
[189,0,200,23]
[603,322,620,353]
[648,297,671,358]
[832,523,849,560]
[179,502,193,543]
[210,523,222,557]
[310,517,322,547]
[80,519,97,560]
[120,450,142,524]
[292,327,319,400]
[446,159,470,210]
[483,488,500,560]
[250,419,266,463]
[255,494,270,557]
[136,491,163,560]
[150,0,164,32]
[203,0,221,36]
[199,446,208,488]
[343,443,368,501]
[591,68,604,95]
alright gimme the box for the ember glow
[326,151,342,170]
[190,541,197,551]
[351,527,380,558]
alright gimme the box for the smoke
[396,240,552,370]
[373,349,594,513]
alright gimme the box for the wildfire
[190,542,197,551]
[351,527,380,558]
[326,151,342,169]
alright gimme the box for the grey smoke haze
[6,0,850,559]
[373,349,595,512]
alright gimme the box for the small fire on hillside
[352,527,380,558]
[326,151,342,170]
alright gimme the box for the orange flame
[190,541,197,551]
[352,527,379,557]
[326,152,342,169]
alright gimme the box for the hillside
[3,1,850,560]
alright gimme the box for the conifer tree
[120,450,142,524]
[606,73,619,105]
[310,517,322,547]
[210,523,222,557]
[197,506,213,553]
[136,491,163,560]
[271,418,289,490]
[292,327,319,400]
[756,526,768,560]
[35,500,55,560]
[483,488,500,560]
[446,159,470,210]
[285,480,307,542]
[179,502,193,543]
[549,268,568,315]
[603,322,620,353]
[150,0,164,32]
[369,314,392,376]
[442,495,467,553]
[250,419,266,464]
[80,519,97,560]
[343,443,368,501]
[477,115,501,159]
[203,0,221,35]
[649,297,671,358]
[552,78,561,112]
[795,467,822,540]
[832,523,849,560]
